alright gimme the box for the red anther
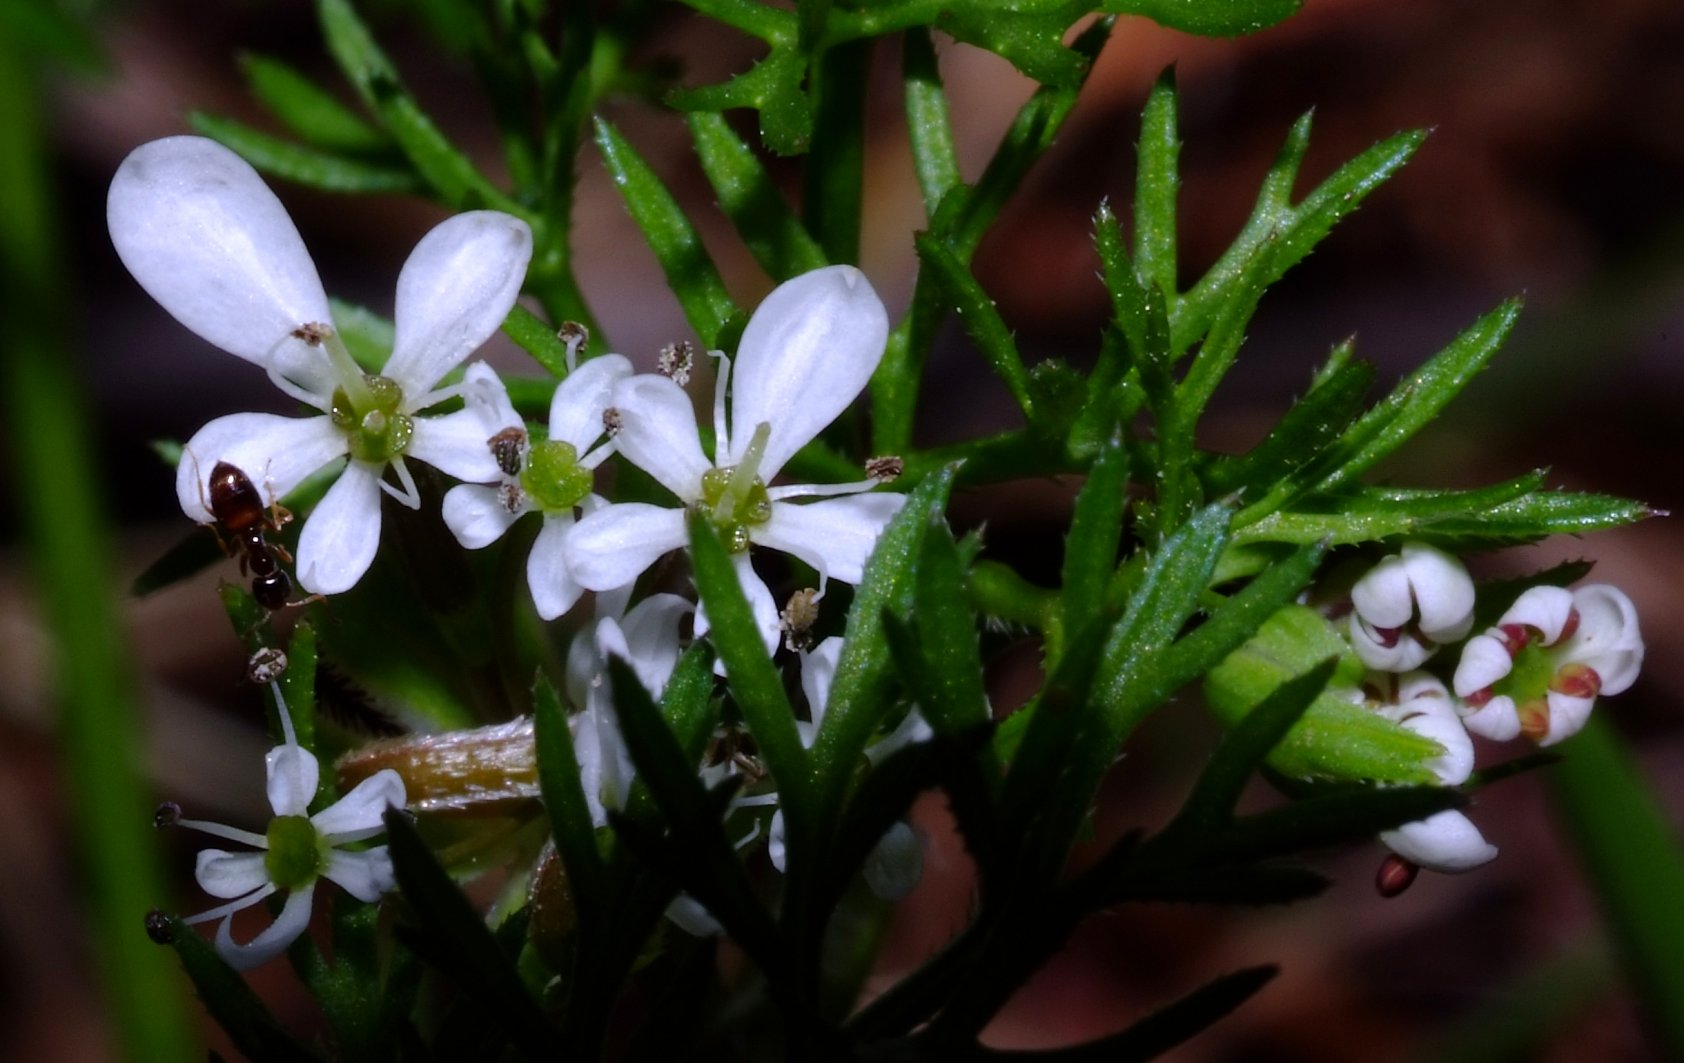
[1498,624,1532,655]
[1465,688,1494,708]
[1376,855,1419,897]
[1372,625,1403,649]
[1551,663,1601,699]
[1518,699,1550,741]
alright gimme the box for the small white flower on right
[1348,541,1476,672]
[1453,583,1644,746]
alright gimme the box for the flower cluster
[1337,542,1644,875]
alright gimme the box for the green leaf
[595,118,742,347]
[687,111,827,280]
[1552,717,1684,1058]
[916,234,1037,425]
[687,514,810,812]
[1216,785,1461,861]
[533,674,607,921]
[668,43,813,157]
[239,52,391,153]
[150,915,317,1063]
[1134,67,1179,300]
[939,7,1092,86]
[1104,0,1300,36]
[1204,354,1373,495]
[803,39,870,263]
[384,810,556,1056]
[902,26,961,220]
[189,112,424,194]
[1058,432,1129,654]
[910,524,991,735]
[501,304,576,378]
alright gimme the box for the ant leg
[187,446,236,558]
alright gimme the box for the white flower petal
[460,361,522,436]
[194,850,272,899]
[550,354,633,452]
[1350,618,1432,673]
[1393,699,1475,785]
[1460,694,1522,742]
[177,414,345,523]
[323,847,397,903]
[616,592,693,694]
[214,885,315,971]
[1402,542,1475,641]
[564,502,687,591]
[296,461,385,595]
[443,483,524,549]
[1453,633,1513,697]
[566,703,609,827]
[609,374,711,502]
[665,894,723,937]
[768,809,788,873]
[383,211,533,396]
[1593,648,1645,700]
[311,769,406,842]
[108,137,337,397]
[1539,692,1596,748]
[1350,554,1416,629]
[753,493,907,585]
[867,708,934,765]
[407,407,505,483]
[1381,810,1498,873]
[863,821,924,901]
[726,265,889,479]
[800,637,845,734]
[265,743,321,817]
[528,513,586,621]
[1562,584,1644,693]
[1499,585,1574,644]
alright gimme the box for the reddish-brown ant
[201,459,298,611]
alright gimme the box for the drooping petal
[564,502,687,592]
[550,354,633,452]
[311,769,406,842]
[177,413,346,523]
[296,461,385,595]
[694,554,780,657]
[665,894,723,937]
[194,850,272,900]
[1380,810,1498,873]
[528,513,586,621]
[323,847,397,903]
[608,374,711,502]
[1453,633,1513,697]
[407,406,506,483]
[767,809,788,873]
[1538,692,1596,748]
[1562,584,1644,694]
[1460,694,1522,742]
[863,821,923,901]
[725,266,889,478]
[1391,698,1474,785]
[265,743,321,817]
[754,493,907,585]
[383,211,534,397]
[1403,543,1476,642]
[1349,554,1417,630]
[800,637,845,733]
[108,137,338,397]
[443,483,524,549]
[460,361,523,436]
[214,885,315,971]
[614,593,693,694]
[1498,585,1575,645]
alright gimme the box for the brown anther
[488,426,529,477]
[144,909,174,944]
[657,339,696,387]
[780,588,820,652]
[291,322,332,345]
[153,802,182,829]
[557,321,590,351]
[1550,662,1601,699]
[247,647,288,685]
[498,482,526,514]
[1518,698,1551,741]
[602,407,623,437]
[865,455,904,482]
[1375,854,1419,897]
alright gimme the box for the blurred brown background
[2,0,1681,1058]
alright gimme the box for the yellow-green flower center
[330,374,414,463]
[264,814,327,891]
[698,467,771,552]
[520,440,593,513]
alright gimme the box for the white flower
[1453,583,1643,746]
[442,352,631,619]
[108,136,532,595]
[563,593,693,826]
[1348,542,1476,672]
[164,683,406,970]
[766,637,930,901]
[562,266,905,653]
[1362,672,1497,874]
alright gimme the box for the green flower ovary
[698,466,771,553]
[264,814,327,891]
[1491,640,1555,704]
[520,440,593,513]
[330,374,414,463]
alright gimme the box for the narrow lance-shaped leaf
[903,26,961,220]
[916,234,1038,426]
[911,523,991,735]
[533,673,607,921]
[149,915,318,1063]
[1059,432,1128,655]
[596,118,742,348]
[500,304,577,378]
[189,113,423,194]
[1104,0,1301,37]
[1205,355,1373,496]
[687,111,826,280]
[239,52,391,154]
[1134,67,1180,302]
